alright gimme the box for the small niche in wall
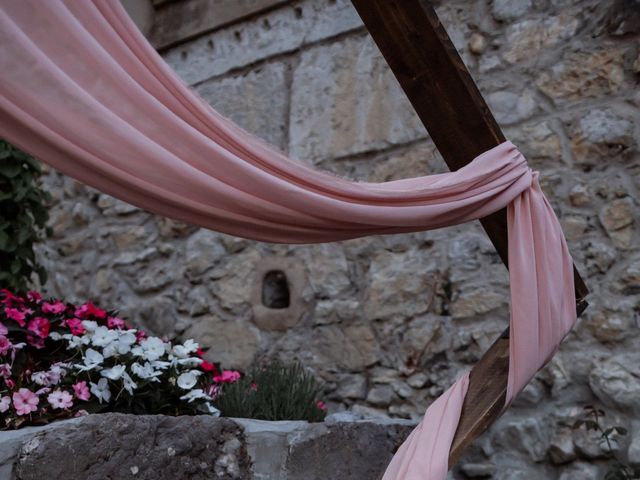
[262,270,290,309]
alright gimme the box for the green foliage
[214,360,327,422]
[0,140,50,291]
[571,405,640,480]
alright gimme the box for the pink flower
[206,383,221,399]
[213,370,241,384]
[72,381,91,401]
[0,395,9,413]
[35,387,51,396]
[74,301,106,319]
[0,336,12,356]
[42,301,66,315]
[316,400,327,411]
[47,390,73,409]
[66,318,85,336]
[26,291,42,303]
[0,322,6,335]
[26,335,45,349]
[107,316,125,329]
[27,317,50,339]
[0,363,11,378]
[12,388,39,415]
[249,382,258,391]
[6,379,15,389]
[4,307,26,327]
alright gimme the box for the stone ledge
[0,413,414,479]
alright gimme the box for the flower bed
[0,289,325,429]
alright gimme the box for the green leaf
[0,162,23,178]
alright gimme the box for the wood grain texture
[350,0,589,469]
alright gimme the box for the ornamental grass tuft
[214,360,327,422]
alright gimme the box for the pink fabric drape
[0,1,577,478]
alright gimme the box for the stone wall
[34,0,640,478]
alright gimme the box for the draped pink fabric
[0,1,576,478]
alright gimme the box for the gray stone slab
[151,0,287,49]
[288,34,427,164]
[162,0,363,84]
[196,61,290,149]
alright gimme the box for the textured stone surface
[289,34,427,163]
[13,414,251,480]
[196,61,289,149]
[151,0,286,48]
[163,0,363,84]
[0,414,414,480]
[589,354,640,414]
[35,0,640,477]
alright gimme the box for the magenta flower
[107,316,125,329]
[27,317,51,339]
[42,301,66,315]
[4,307,26,327]
[213,370,241,384]
[74,301,107,319]
[47,390,73,409]
[72,381,91,401]
[26,291,42,303]
[135,330,147,342]
[0,290,23,306]
[66,318,85,336]
[12,388,39,415]
[0,336,12,356]
[316,400,327,411]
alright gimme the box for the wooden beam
[350,0,589,469]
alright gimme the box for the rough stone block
[151,0,287,48]
[250,256,310,331]
[163,0,363,84]
[196,62,289,149]
[289,34,427,164]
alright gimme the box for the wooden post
[350,0,589,468]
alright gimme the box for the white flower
[177,370,202,390]
[91,326,119,348]
[81,320,98,332]
[31,371,49,386]
[180,389,210,403]
[0,396,10,413]
[49,332,63,340]
[102,330,137,358]
[172,339,199,359]
[150,360,171,370]
[67,335,90,349]
[132,337,167,362]
[77,348,104,371]
[197,402,221,416]
[131,362,162,382]
[175,357,203,367]
[90,378,111,403]
[31,366,64,386]
[100,365,126,381]
[122,372,137,395]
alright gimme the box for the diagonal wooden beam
[350,0,589,469]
